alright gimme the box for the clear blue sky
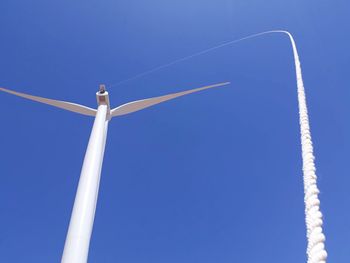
[0,0,349,262]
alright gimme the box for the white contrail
[277,30,328,263]
[108,30,327,262]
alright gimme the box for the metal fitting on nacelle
[99,84,106,94]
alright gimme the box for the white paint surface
[61,104,108,263]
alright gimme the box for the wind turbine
[0,81,230,263]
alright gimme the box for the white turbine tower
[0,81,230,263]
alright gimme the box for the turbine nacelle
[96,84,111,118]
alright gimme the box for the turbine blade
[0,87,97,116]
[110,82,230,117]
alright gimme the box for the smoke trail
[280,31,328,263]
[108,30,327,263]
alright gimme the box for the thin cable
[107,31,274,88]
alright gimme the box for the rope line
[109,30,328,262]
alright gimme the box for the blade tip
[218,81,230,87]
